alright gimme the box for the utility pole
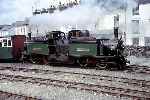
[124,0,127,44]
[114,15,119,40]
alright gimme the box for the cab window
[8,40,12,47]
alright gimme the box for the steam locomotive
[0,29,127,70]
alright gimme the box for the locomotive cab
[48,31,69,63]
[68,30,90,40]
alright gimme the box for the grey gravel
[0,80,129,100]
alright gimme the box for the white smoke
[29,0,137,36]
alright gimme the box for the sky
[0,0,149,25]
[0,0,61,25]
[0,0,79,25]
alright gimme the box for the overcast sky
[0,0,60,25]
[1,0,148,25]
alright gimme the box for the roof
[139,0,150,4]
[0,25,11,30]
[0,25,12,31]
[12,21,28,27]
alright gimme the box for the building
[0,25,13,37]
[0,20,29,37]
[12,20,29,36]
[28,0,150,44]
[95,0,150,46]
[126,0,150,46]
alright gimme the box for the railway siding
[0,68,150,91]
[0,80,127,100]
[0,63,150,99]
[0,91,38,100]
[0,63,150,80]
[0,74,150,99]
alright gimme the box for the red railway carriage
[0,35,26,61]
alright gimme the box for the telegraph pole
[124,0,127,44]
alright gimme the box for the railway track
[2,62,150,74]
[0,91,38,100]
[0,66,150,89]
[0,64,150,99]
[127,65,150,74]
[1,63,150,74]
[0,73,150,99]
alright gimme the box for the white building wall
[0,30,13,37]
[139,37,145,46]
[126,3,150,46]
[139,4,150,46]
[140,5,150,35]
[15,25,28,36]
[140,4,150,20]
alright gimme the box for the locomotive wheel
[96,63,108,70]
[42,56,49,65]
[30,55,41,64]
[117,64,126,70]
[68,57,76,65]
[77,58,88,68]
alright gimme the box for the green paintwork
[26,42,49,55]
[0,47,13,59]
[69,43,97,57]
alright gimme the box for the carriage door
[12,35,26,60]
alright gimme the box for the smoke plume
[29,0,137,36]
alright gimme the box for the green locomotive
[0,30,126,69]
[68,30,126,69]
[23,30,126,69]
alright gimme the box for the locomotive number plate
[76,48,90,52]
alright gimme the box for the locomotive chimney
[114,15,119,39]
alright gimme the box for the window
[132,4,139,15]
[3,39,7,47]
[1,38,12,47]
[76,31,80,37]
[8,40,12,47]
[145,37,150,46]
[21,28,23,33]
[132,20,139,34]
[24,28,26,34]
[132,38,139,46]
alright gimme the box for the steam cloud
[29,0,137,36]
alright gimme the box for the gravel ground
[0,69,149,92]
[0,56,150,100]
[127,56,150,66]
[0,63,150,81]
[0,80,129,100]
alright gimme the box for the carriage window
[76,32,80,37]
[73,32,76,37]
[3,39,7,47]
[8,40,12,47]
